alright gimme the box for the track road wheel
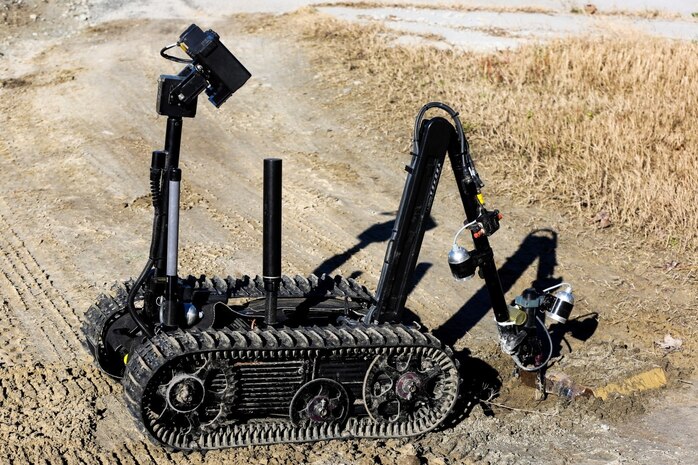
[289,378,350,427]
[363,347,454,424]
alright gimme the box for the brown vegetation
[314,1,555,15]
[260,10,698,252]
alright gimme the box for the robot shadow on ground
[434,228,564,345]
[549,312,600,358]
[318,225,590,426]
[312,214,437,279]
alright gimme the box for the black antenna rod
[263,158,282,326]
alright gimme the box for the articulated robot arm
[368,103,574,374]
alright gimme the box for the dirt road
[0,2,696,464]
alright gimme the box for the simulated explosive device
[83,24,575,451]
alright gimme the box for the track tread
[217,273,374,303]
[123,323,459,450]
[91,273,458,451]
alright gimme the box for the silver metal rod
[166,177,180,277]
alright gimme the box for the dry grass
[255,10,698,252]
[316,2,694,20]
[314,2,554,15]
[599,9,684,20]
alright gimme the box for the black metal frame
[134,104,515,335]
[370,115,509,325]
[127,24,252,336]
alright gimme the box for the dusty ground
[0,1,696,464]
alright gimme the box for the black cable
[148,164,163,262]
[213,301,256,319]
[412,102,483,188]
[412,102,464,155]
[132,156,165,338]
[160,43,193,64]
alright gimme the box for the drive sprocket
[363,348,454,424]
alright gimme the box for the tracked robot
[83,24,575,450]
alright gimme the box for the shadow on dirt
[319,224,600,427]
[440,348,504,429]
[312,213,437,280]
[433,228,563,345]
[549,312,599,357]
[430,228,600,427]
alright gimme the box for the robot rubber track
[122,323,459,450]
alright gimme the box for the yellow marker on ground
[593,367,667,400]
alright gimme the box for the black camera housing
[156,24,251,117]
[178,24,251,108]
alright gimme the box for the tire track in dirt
[0,257,63,364]
[0,300,32,367]
[0,360,192,465]
[0,363,114,464]
[0,359,197,464]
[0,204,86,364]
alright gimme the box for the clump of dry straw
[268,10,698,252]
